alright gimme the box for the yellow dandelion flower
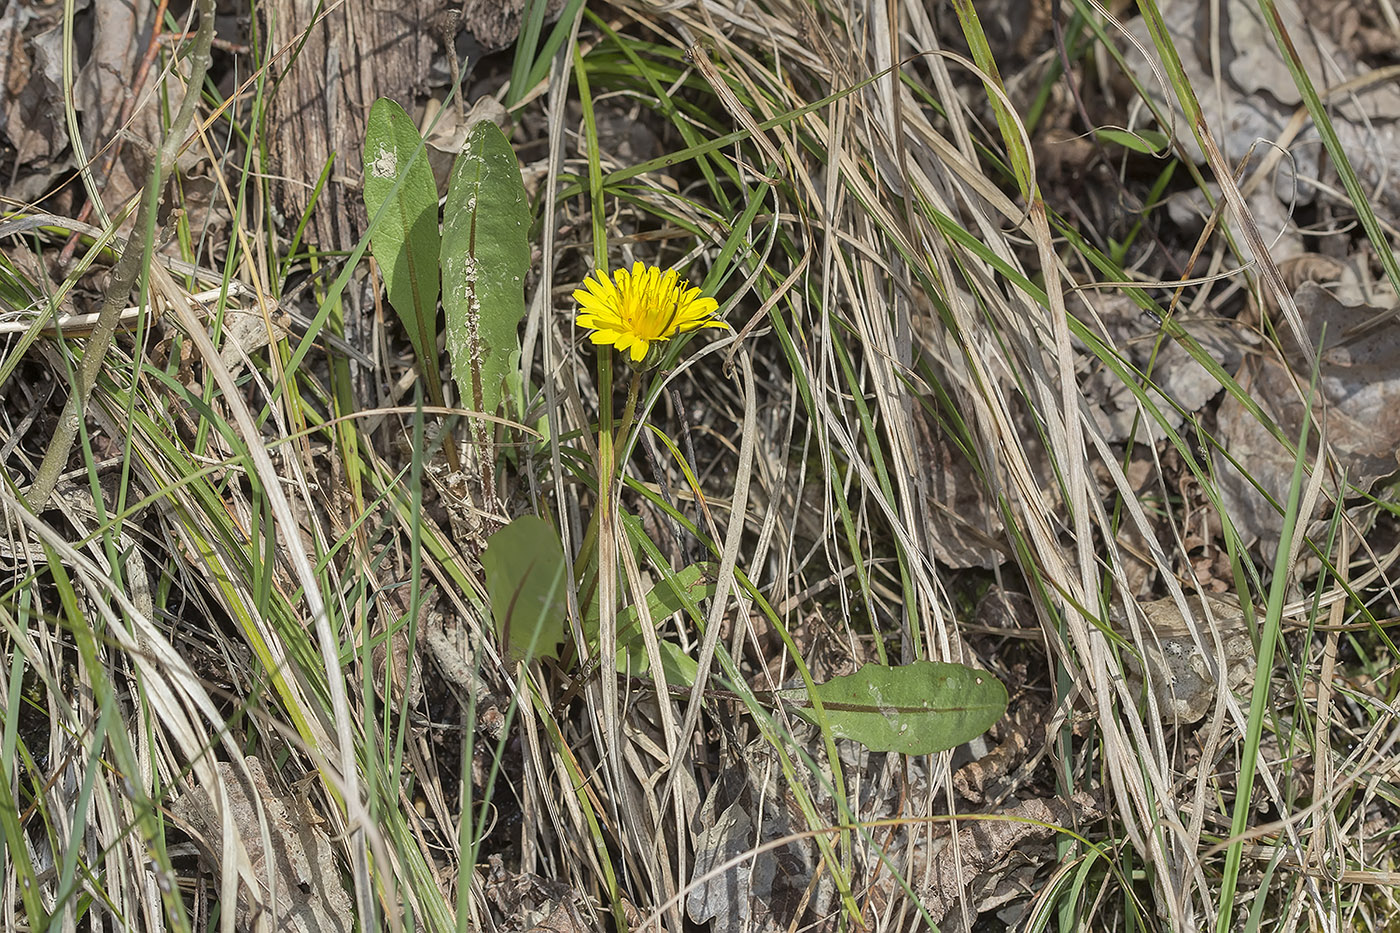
[573,261,726,363]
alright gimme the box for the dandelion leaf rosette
[784,660,1007,755]
[482,516,568,665]
[441,119,531,413]
[362,98,443,403]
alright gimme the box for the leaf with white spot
[362,98,444,405]
[441,119,531,414]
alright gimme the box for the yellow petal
[574,261,723,362]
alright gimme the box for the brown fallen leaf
[919,793,1101,927]
[1121,0,1400,256]
[687,766,808,933]
[1216,282,1400,556]
[172,757,354,933]
[0,5,71,200]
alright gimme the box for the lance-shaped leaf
[482,516,568,665]
[441,119,531,414]
[362,98,444,405]
[606,562,716,685]
[781,660,1007,755]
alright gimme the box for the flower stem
[612,368,643,456]
[575,367,643,589]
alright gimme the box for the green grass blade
[1215,360,1319,932]
[1252,0,1400,296]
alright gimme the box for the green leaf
[362,98,444,404]
[1093,127,1171,155]
[947,0,1031,198]
[482,516,568,665]
[588,561,714,629]
[441,119,531,414]
[783,660,1007,755]
[617,639,700,689]
[608,563,716,685]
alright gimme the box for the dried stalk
[25,0,216,509]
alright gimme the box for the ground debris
[1216,282,1400,557]
[916,793,1101,930]
[687,765,809,933]
[172,757,353,933]
[1119,593,1254,725]
[1122,0,1400,252]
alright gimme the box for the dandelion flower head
[574,261,726,363]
